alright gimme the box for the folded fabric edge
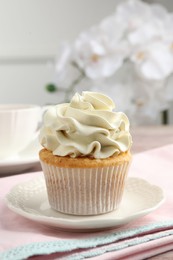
[112,236,173,260]
[64,229,173,259]
[28,242,173,260]
[0,220,173,260]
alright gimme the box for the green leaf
[45,83,57,93]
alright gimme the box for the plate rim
[5,176,165,230]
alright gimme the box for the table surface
[2,125,173,259]
[131,125,173,154]
[131,125,173,260]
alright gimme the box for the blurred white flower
[128,23,162,46]
[115,0,151,32]
[50,0,173,125]
[150,3,168,22]
[162,14,173,43]
[73,24,128,79]
[131,41,173,80]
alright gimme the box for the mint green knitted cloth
[0,220,173,260]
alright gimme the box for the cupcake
[39,91,132,215]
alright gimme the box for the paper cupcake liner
[40,161,130,215]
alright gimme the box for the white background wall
[0,0,122,106]
[0,0,173,123]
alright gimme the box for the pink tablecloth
[0,144,173,260]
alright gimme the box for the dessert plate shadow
[5,177,165,232]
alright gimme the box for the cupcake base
[39,149,132,216]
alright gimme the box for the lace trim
[1,220,173,260]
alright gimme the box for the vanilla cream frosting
[39,91,132,158]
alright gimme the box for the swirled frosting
[39,91,132,159]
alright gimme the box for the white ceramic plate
[0,138,42,175]
[5,177,165,231]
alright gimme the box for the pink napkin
[0,144,173,260]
